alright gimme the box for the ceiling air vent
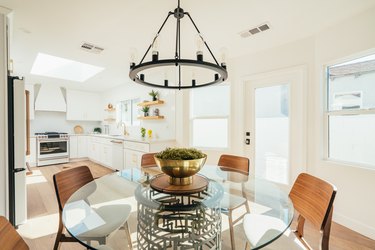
[80,42,104,54]
[239,22,271,38]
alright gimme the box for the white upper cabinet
[35,84,66,112]
[66,89,103,121]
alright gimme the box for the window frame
[189,84,231,150]
[323,53,375,169]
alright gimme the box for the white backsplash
[31,111,101,134]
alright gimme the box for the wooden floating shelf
[138,116,164,120]
[137,100,165,107]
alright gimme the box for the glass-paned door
[244,68,306,186]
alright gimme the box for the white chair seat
[243,214,306,250]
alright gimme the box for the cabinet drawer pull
[111,140,123,144]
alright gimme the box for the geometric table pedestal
[135,180,223,249]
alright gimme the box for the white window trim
[323,52,375,169]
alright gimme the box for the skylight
[30,53,104,82]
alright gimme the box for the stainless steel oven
[36,132,69,166]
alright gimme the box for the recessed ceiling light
[30,53,104,82]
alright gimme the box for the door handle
[13,168,26,173]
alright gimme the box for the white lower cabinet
[123,140,175,169]
[70,135,88,159]
[87,136,113,169]
[77,136,88,158]
[124,149,144,169]
[86,135,175,170]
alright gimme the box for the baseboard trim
[334,212,375,240]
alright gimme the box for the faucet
[120,122,129,136]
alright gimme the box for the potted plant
[142,106,150,116]
[154,147,207,185]
[93,127,102,134]
[149,90,159,101]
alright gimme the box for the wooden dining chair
[243,173,337,250]
[0,216,29,250]
[53,166,95,250]
[218,154,250,250]
[141,153,157,168]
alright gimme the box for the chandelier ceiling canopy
[129,0,228,90]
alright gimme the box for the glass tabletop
[62,165,294,249]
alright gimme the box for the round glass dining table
[62,165,294,249]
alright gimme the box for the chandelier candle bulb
[164,79,169,87]
[152,51,159,61]
[215,74,219,81]
[192,79,196,87]
[196,51,203,61]
[140,74,145,81]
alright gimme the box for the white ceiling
[1,0,374,91]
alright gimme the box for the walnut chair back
[0,216,29,250]
[289,173,337,249]
[53,166,95,250]
[218,154,250,175]
[141,153,157,168]
[53,166,94,211]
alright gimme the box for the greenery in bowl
[155,147,206,160]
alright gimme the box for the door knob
[245,139,250,145]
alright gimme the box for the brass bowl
[154,155,207,185]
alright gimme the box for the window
[190,85,230,149]
[326,53,375,168]
[116,98,140,126]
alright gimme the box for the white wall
[0,11,8,217]
[224,7,375,239]
[312,7,375,239]
[30,111,100,134]
[102,82,176,140]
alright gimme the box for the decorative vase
[154,155,207,185]
[144,112,149,117]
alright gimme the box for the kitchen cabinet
[69,136,78,158]
[77,136,88,157]
[111,140,124,170]
[24,84,35,120]
[66,89,103,121]
[123,140,175,169]
[87,136,113,169]
[70,135,88,159]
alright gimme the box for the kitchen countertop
[69,133,175,144]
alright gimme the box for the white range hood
[35,85,66,112]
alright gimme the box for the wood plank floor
[18,160,375,249]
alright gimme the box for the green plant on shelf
[149,90,159,101]
[142,106,150,116]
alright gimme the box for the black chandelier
[129,0,228,90]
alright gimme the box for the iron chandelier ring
[129,59,228,89]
